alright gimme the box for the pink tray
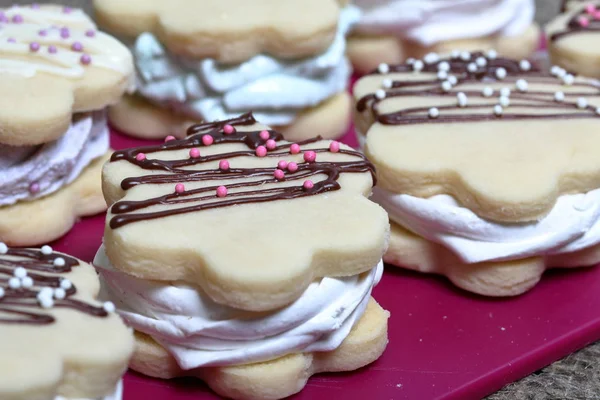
[51,128,600,400]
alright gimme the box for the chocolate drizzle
[109,113,375,229]
[552,2,600,41]
[0,248,108,325]
[356,52,600,126]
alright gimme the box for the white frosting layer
[373,187,600,264]
[353,0,534,46]
[55,379,122,400]
[0,111,108,206]
[94,246,382,369]
[133,6,360,126]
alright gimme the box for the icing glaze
[0,111,109,206]
[133,6,360,126]
[353,0,534,45]
[95,245,382,368]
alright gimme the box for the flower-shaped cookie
[102,113,389,312]
[93,0,341,63]
[0,245,133,399]
[0,4,133,146]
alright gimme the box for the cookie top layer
[0,5,133,146]
[354,51,600,223]
[0,245,133,399]
[102,113,389,312]
[93,0,341,64]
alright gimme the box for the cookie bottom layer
[130,298,389,400]
[108,92,351,142]
[385,221,600,297]
[0,152,109,246]
[347,23,540,75]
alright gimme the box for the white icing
[0,111,109,206]
[372,187,600,263]
[0,5,133,78]
[54,379,122,400]
[94,245,383,369]
[353,0,534,46]
[133,6,361,126]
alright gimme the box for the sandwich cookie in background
[353,51,600,296]
[546,2,600,79]
[348,0,540,75]
[560,0,590,12]
[94,113,390,399]
[0,4,134,246]
[92,0,359,142]
[0,243,134,400]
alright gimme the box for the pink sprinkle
[80,54,91,65]
[303,180,314,190]
[595,10,600,19]
[7,37,15,43]
[12,14,23,23]
[219,160,230,171]
[303,151,317,163]
[85,29,96,38]
[29,42,40,52]
[277,160,288,170]
[259,130,270,140]
[288,162,298,173]
[175,183,185,194]
[266,139,277,150]
[63,6,72,13]
[579,16,590,27]
[135,153,146,161]
[60,27,70,39]
[586,4,596,14]
[256,146,267,157]
[189,148,200,158]
[29,182,40,194]
[48,45,57,54]
[274,169,285,180]
[38,29,47,36]
[202,134,214,146]
[0,16,8,23]
[216,186,228,197]
[329,141,340,153]
[290,143,301,154]
[164,135,176,142]
[223,124,235,134]
[71,41,83,52]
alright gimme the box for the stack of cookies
[94,114,390,399]
[0,4,133,246]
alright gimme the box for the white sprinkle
[406,58,415,65]
[457,92,468,107]
[500,88,511,97]
[13,267,27,279]
[487,49,498,59]
[495,67,507,80]
[437,70,448,80]
[577,97,588,109]
[451,50,460,59]
[53,257,66,267]
[0,287,4,298]
[103,301,116,313]
[467,63,478,73]
[8,277,21,289]
[413,60,424,72]
[60,279,72,290]
[476,57,487,67]
[516,79,528,92]
[375,89,386,100]
[39,287,53,298]
[482,87,494,97]
[494,105,503,116]
[448,75,458,85]
[424,52,440,64]
[428,107,440,118]
[0,243,7,255]
[554,91,565,102]
[438,61,450,72]
[563,74,575,86]
[377,63,389,74]
[21,276,33,288]
[441,81,452,92]
[557,69,567,78]
[460,51,471,61]
[550,65,561,76]
[38,295,54,309]
[40,245,52,255]
[519,60,531,71]
[53,288,66,300]
[596,107,600,115]
[499,96,510,107]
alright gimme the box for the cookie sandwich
[0,243,134,400]
[354,51,600,296]
[93,0,359,142]
[348,0,540,74]
[94,113,390,399]
[0,4,134,246]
